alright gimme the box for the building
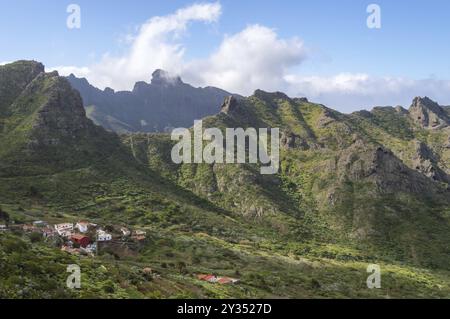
[197,274,217,283]
[42,227,56,238]
[131,229,146,241]
[197,274,239,284]
[217,277,240,285]
[120,227,131,236]
[76,221,90,233]
[0,224,7,231]
[59,230,72,238]
[97,230,112,242]
[71,233,90,248]
[22,224,38,232]
[54,223,74,236]
[33,220,48,227]
[83,243,97,254]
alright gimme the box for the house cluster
[15,219,147,256]
[196,274,240,285]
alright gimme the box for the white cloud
[51,2,450,112]
[182,24,306,95]
[55,2,222,90]
[53,2,306,95]
[285,74,450,112]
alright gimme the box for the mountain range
[66,70,238,133]
[1,60,450,299]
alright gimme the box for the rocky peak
[253,89,290,102]
[409,96,449,128]
[0,60,45,111]
[151,69,183,86]
[104,87,115,95]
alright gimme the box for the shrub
[29,232,42,243]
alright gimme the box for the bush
[29,232,42,243]
[2,238,28,253]
[0,207,10,223]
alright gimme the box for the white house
[76,221,90,233]
[59,230,72,238]
[120,227,131,236]
[0,224,7,231]
[97,229,112,242]
[54,223,73,236]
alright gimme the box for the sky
[1,0,450,112]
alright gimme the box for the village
[0,219,240,286]
[0,219,147,257]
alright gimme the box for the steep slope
[409,96,450,129]
[67,70,237,133]
[127,91,450,270]
[348,98,450,185]
[0,63,133,178]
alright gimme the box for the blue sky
[1,0,450,111]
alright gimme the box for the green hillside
[1,61,449,299]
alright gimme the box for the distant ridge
[67,71,240,133]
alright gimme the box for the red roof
[71,234,88,240]
[71,234,90,247]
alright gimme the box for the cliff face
[0,61,128,177]
[409,96,450,129]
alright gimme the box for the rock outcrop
[409,96,450,129]
[411,140,450,183]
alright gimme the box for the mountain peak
[151,69,183,86]
[253,89,290,101]
[409,96,449,128]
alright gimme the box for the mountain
[130,91,450,270]
[0,61,142,180]
[1,61,450,299]
[66,70,238,133]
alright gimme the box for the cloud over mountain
[51,1,450,112]
[286,73,450,112]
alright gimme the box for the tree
[29,232,42,243]
[0,207,10,224]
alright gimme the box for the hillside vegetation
[1,61,449,299]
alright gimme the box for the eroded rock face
[334,140,445,195]
[280,131,317,150]
[220,96,239,114]
[411,141,450,183]
[409,96,450,129]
